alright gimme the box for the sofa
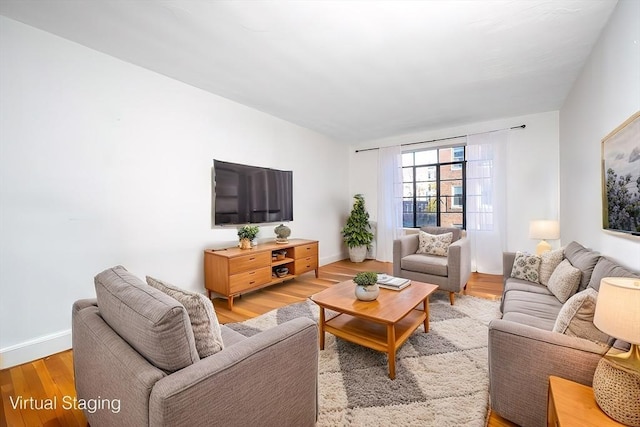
[72,266,318,427]
[393,226,471,304]
[488,241,639,427]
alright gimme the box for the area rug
[226,292,501,427]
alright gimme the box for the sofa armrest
[502,252,516,284]
[150,317,318,427]
[447,237,471,290]
[488,318,607,427]
[393,234,419,276]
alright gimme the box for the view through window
[402,146,465,228]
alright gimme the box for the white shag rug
[227,292,501,427]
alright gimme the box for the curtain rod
[354,124,526,153]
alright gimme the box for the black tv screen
[212,160,293,225]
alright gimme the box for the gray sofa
[393,226,471,304]
[72,266,318,427]
[488,241,639,427]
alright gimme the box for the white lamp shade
[528,220,560,240]
[594,277,640,345]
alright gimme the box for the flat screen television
[212,159,293,225]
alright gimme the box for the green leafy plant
[342,194,374,249]
[237,225,260,241]
[353,271,378,286]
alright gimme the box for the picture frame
[601,111,640,236]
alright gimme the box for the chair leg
[449,292,455,305]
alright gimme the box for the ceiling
[0,0,618,143]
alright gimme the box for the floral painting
[602,111,640,236]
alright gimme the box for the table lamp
[528,220,560,255]
[593,277,640,426]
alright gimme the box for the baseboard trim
[0,329,72,369]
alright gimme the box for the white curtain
[465,130,508,274]
[376,145,403,262]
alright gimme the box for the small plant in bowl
[353,271,378,286]
[353,271,380,301]
[238,225,259,249]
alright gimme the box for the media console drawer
[204,239,319,310]
[229,267,271,293]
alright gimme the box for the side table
[547,376,625,426]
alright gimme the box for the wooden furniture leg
[318,307,325,350]
[227,295,234,311]
[387,324,396,380]
[449,292,455,305]
[423,297,430,332]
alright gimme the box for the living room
[1,1,639,426]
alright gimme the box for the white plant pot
[355,283,380,301]
[348,245,367,263]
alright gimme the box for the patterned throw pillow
[510,251,541,283]
[553,288,612,346]
[416,231,453,256]
[546,259,582,303]
[147,276,224,358]
[539,248,564,286]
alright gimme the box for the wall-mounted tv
[212,159,293,225]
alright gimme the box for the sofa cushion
[539,248,564,286]
[504,278,554,296]
[401,253,448,276]
[94,266,199,372]
[587,257,640,291]
[564,241,600,291]
[553,288,613,346]
[502,290,563,323]
[417,231,452,256]
[547,259,582,303]
[502,311,557,331]
[510,252,541,283]
[147,276,224,358]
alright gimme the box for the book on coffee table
[377,274,411,290]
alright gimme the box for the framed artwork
[601,111,640,236]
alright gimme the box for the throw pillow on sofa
[547,259,582,303]
[539,248,564,286]
[147,276,224,358]
[417,231,452,256]
[510,251,541,283]
[553,288,613,346]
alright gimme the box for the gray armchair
[393,226,471,304]
[72,267,318,427]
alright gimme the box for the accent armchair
[393,226,471,304]
[72,267,318,427]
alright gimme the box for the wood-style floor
[0,259,516,427]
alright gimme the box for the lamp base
[535,240,551,255]
[593,348,640,426]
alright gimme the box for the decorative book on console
[377,274,411,290]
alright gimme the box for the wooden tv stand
[204,239,319,310]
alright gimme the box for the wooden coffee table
[310,279,438,379]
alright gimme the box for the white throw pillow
[553,288,612,346]
[417,231,453,256]
[510,251,541,283]
[539,248,564,286]
[147,276,224,358]
[546,259,582,303]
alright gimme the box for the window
[402,146,465,228]
[451,147,464,170]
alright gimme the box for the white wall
[0,17,349,367]
[350,111,560,258]
[559,0,640,270]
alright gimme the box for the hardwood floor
[1,259,516,427]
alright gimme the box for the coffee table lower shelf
[321,309,427,379]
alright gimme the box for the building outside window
[402,145,465,228]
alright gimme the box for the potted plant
[342,194,374,262]
[353,271,379,301]
[237,225,259,249]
